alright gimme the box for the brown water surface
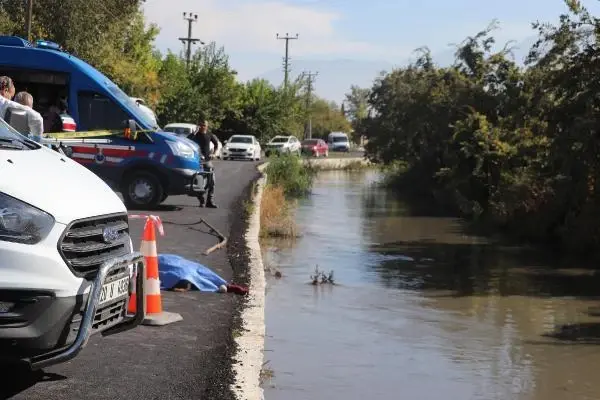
[262,170,600,400]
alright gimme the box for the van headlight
[166,140,195,159]
[0,193,54,244]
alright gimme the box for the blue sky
[143,0,600,96]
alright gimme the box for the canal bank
[302,157,372,171]
[260,169,600,400]
[231,163,268,400]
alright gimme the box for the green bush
[265,154,314,198]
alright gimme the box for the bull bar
[28,252,146,370]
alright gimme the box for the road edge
[231,162,268,400]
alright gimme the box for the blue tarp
[158,254,227,292]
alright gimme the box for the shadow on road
[0,366,67,399]
[126,204,184,212]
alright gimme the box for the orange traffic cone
[128,216,182,326]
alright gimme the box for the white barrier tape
[144,278,161,295]
[140,239,158,258]
[128,214,165,236]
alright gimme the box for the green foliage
[364,2,600,255]
[265,154,314,198]
[309,98,352,138]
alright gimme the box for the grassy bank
[260,155,314,238]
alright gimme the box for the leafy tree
[344,85,370,121]
[363,0,600,254]
[308,98,352,139]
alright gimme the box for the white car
[0,117,145,369]
[163,123,223,159]
[265,135,301,156]
[222,135,261,161]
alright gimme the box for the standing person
[10,91,43,142]
[187,118,219,208]
[0,76,44,139]
[43,97,76,133]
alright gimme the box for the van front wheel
[122,170,164,209]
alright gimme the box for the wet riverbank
[261,169,600,400]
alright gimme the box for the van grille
[58,213,131,278]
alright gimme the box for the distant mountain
[258,59,394,104]
[256,36,539,103]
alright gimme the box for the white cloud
[142,0,405,58]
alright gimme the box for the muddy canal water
[262,170,600,400]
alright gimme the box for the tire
[160,193,168,203]
[121,170,164,209]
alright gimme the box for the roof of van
[0,37,111,83]
[329,132,348,136]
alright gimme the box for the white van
[0,118,145,369]
[327,131,350,152]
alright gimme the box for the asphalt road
[1,160,261,400]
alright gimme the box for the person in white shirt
[0,76,44,142]
[11,91,44,142]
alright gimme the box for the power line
[276,33,298,89]
[301,71,318,139]
[179,12,205,69]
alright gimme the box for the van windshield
[230,136,253,144]
[332,136,349,143]
[107,84,158,130]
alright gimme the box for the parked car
[265,135,301,157]
[222,134,261,161]
[163,122,196,137]
[327,131,350,152]
[301,138,329,157]
[163,123,222,159]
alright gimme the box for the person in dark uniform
[187,118,219,208]
[43,97,76,133]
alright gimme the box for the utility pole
[25,0,33,42]
[301,71,318,139]
[276,33,298,89]
[179,12,204,69]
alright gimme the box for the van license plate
[99,276,130,305]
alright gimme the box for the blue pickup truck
[0,36,207,208]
